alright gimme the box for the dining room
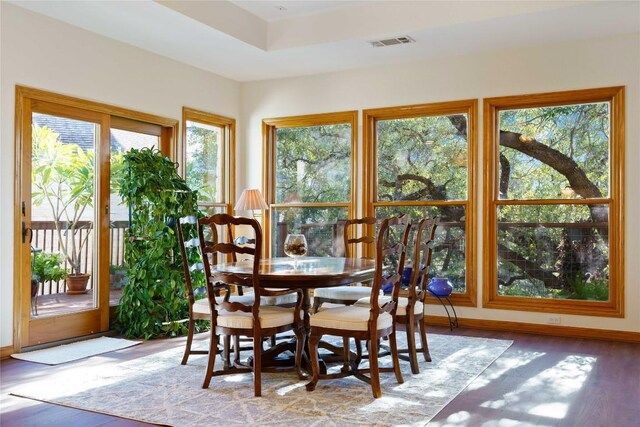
[1,1,640,426]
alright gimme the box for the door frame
[13,86,178,351]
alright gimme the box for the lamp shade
[235,189,269,211]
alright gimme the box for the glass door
[22,100,110,346]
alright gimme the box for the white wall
[241,33,640,333]
[0,4,241,347]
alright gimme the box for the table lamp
[235,189,269,219]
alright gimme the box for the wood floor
[1,326,639,427]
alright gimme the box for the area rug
[10,336,141,365]
[11,334,511,426]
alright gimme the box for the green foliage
[31,252,67,284]
[499,103,609,201]
[376,115,468,201]
[275,124,351,204]
[31,124,97,274]
[115,148,199,339]
[185,123,220,203]
[562,276,609,301]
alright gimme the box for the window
[363,100,478,306]
[483,87,624,316]
[182,108,235,216]
[263,112,357,257]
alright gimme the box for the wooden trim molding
[17,86,178,127]
[1,345,14,359]
[363,99,478,306]
[482,86,625,318]
[425,316,640,344]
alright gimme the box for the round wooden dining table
[215,256,376,325]
[213,256,376,371]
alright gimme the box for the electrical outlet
[547,315,561,325]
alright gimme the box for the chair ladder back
[370,215,411,322]
[343,216,376,258]
[198,214,262,312]
[407,217,439,302]
[176,215,201,304]
[225,222,258,296]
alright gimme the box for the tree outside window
[484,87,624,316]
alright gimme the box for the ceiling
[9,1,640,83]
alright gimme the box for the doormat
[11,336,141,365]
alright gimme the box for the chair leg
[354,339,363,366]
[406,319,419,374]
[312,298,322,313]
[368,338,382,398]
[388,330,404,385]
[253,334,262,397]
[293,326,307,380]
[233,335,241,366]
[223,335,231,369]
[202,331,219,389]
[305,333,322,391]
[341,336,351,373]
[270,335,277,347]
[418,319,432,362]
[181,316,196,365]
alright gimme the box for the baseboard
[1,345,15,359]
[426,315,640,343]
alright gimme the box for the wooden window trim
[482,86,625,317]
[181,107,236,215]
[363,100,478,308]
[262,111,358,257]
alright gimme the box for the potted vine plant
[115,147,199,339]
[32,250,68,291]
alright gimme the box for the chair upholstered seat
[261,289,299,306]
[354,296,424,317]
[236,287,298,306]
[216,305,295,329]
[310,305,393,331]
[315,302,350,312]
[313,285,372,301]
[193,294,257,315]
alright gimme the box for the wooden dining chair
[355,216,438,374]
[176,215,255,366]
[220,223,296,352]
[306,215,410,398]
[312,216,376,313]
[198,213,306,397]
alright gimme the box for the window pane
[185,120,223,203]
[271,207,348,257]
[31,113,97,317]
[498,102,610,200]
[375,205,467,293]
[275,124,351,203]
[376,114,468,201]
[497,204,609,301]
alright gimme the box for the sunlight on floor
[466,350,546,391]
[479,354,596,419]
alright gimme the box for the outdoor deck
[32,289,124,318]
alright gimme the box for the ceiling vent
[369,36,415,48]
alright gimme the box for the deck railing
[31,221,128,295]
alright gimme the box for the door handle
[22,222,33,244]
